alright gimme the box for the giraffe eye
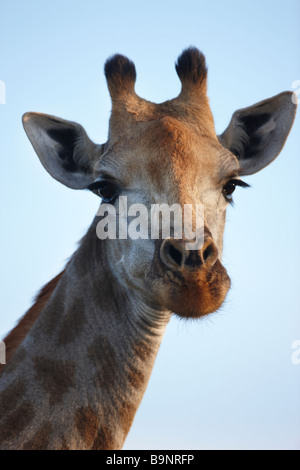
[88,180,119,203]
[223,181,236,196]
[223,179,250,203]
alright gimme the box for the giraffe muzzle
[160,236,218,272]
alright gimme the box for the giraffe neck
[0,223,171,450]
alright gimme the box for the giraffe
[0,48,296,450]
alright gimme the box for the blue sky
[0,0,299,449]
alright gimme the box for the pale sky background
[0,0,299,450]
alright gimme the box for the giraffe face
[90,116,236,317]
[22,49,297,318]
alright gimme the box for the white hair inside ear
[22,112,102,189]
[218,91,297,175]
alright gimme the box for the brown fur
[75,406,100,448]
[1,347,27,376]
[1,270,65,366]
[127,366,145,389]
[22,421,53,450]
[0,401,35,444]
[87,335,119,390]
[131,338,153,362]
[91,426,114,450]
[119,401,137,437]
[59,438,70,450]
[57,298,86,345]
[33,357,76,407]
[0,378,26,415]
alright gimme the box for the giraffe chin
[163,261,231,319]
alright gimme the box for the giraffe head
[22,48,296,318]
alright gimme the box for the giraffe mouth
[146,254,231,318]
[166,259,231,318]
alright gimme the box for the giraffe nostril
[160,239,187,269]
[200,239,218,267]
[168,243,184,267]
[203,244,214,262]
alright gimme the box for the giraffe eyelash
[223,179,250,204]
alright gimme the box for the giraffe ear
[22,112,100,189]
[218,92,297,175]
